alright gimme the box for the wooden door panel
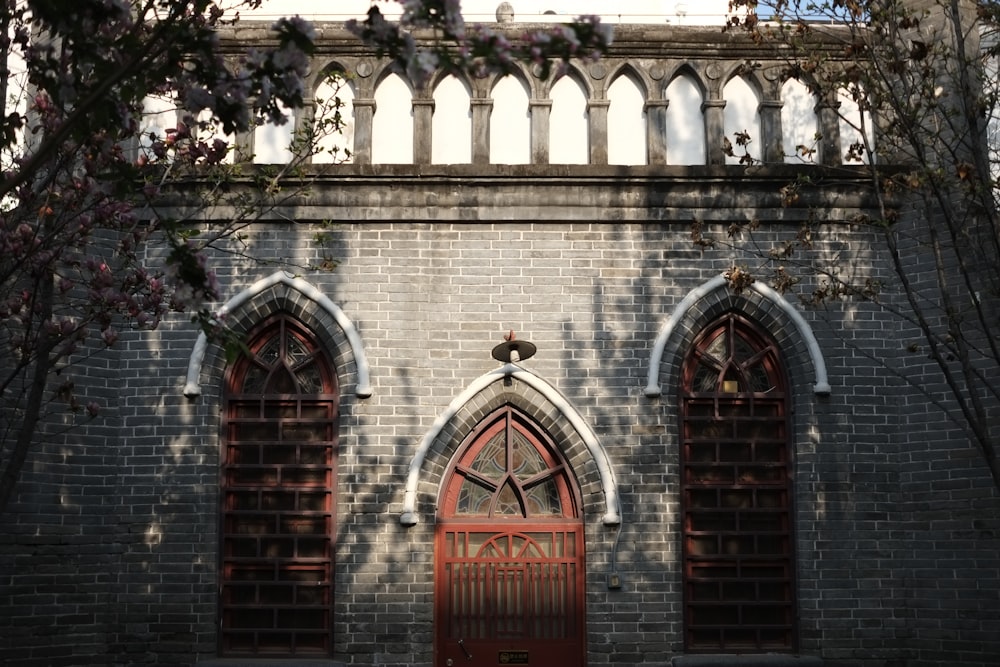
[436,527,584,667]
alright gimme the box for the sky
[243,0,734,25]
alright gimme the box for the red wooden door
[435,406,586,667]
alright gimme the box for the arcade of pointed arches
[142,56,872,168]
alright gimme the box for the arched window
[549,74,589,165]
[838,85,874,164]
[608,72,647,165]
[781,78,819,164]
[665,73,706,165]
[372,72,414,164]
[313,71,355,164]
[723,76,761,165]
[220,314,338,656]
[253,100,295,164]
[432,75,472,164]
[441,405,578,519]
[490,75,530,164]
[680,313,796,652]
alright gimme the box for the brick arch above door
[399,362,621,527]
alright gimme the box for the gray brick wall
[4,208,998,666]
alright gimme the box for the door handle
[458,638,473,661]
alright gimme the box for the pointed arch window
[549,74,589,165]
[666,72,706,165]
[490,75,531,164]
[220,314,338,656]
[608,71,647,165]
[680,313,796,652]
[442,405,578,520]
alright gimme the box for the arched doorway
[435,405,586,667]
[219,314,338,656]
[680,313,796,652]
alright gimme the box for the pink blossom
[101,327,119,346]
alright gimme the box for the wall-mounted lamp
[492,331,536,386]
[491,331,536,365]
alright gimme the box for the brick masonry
[2,20,999,667]
[3,213,998,666]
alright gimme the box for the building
[1,2,998,666]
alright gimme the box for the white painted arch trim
[182,270,372,398]
[644,275,831,397]
[399,363,621,527]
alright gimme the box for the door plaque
[498,650,529,664]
